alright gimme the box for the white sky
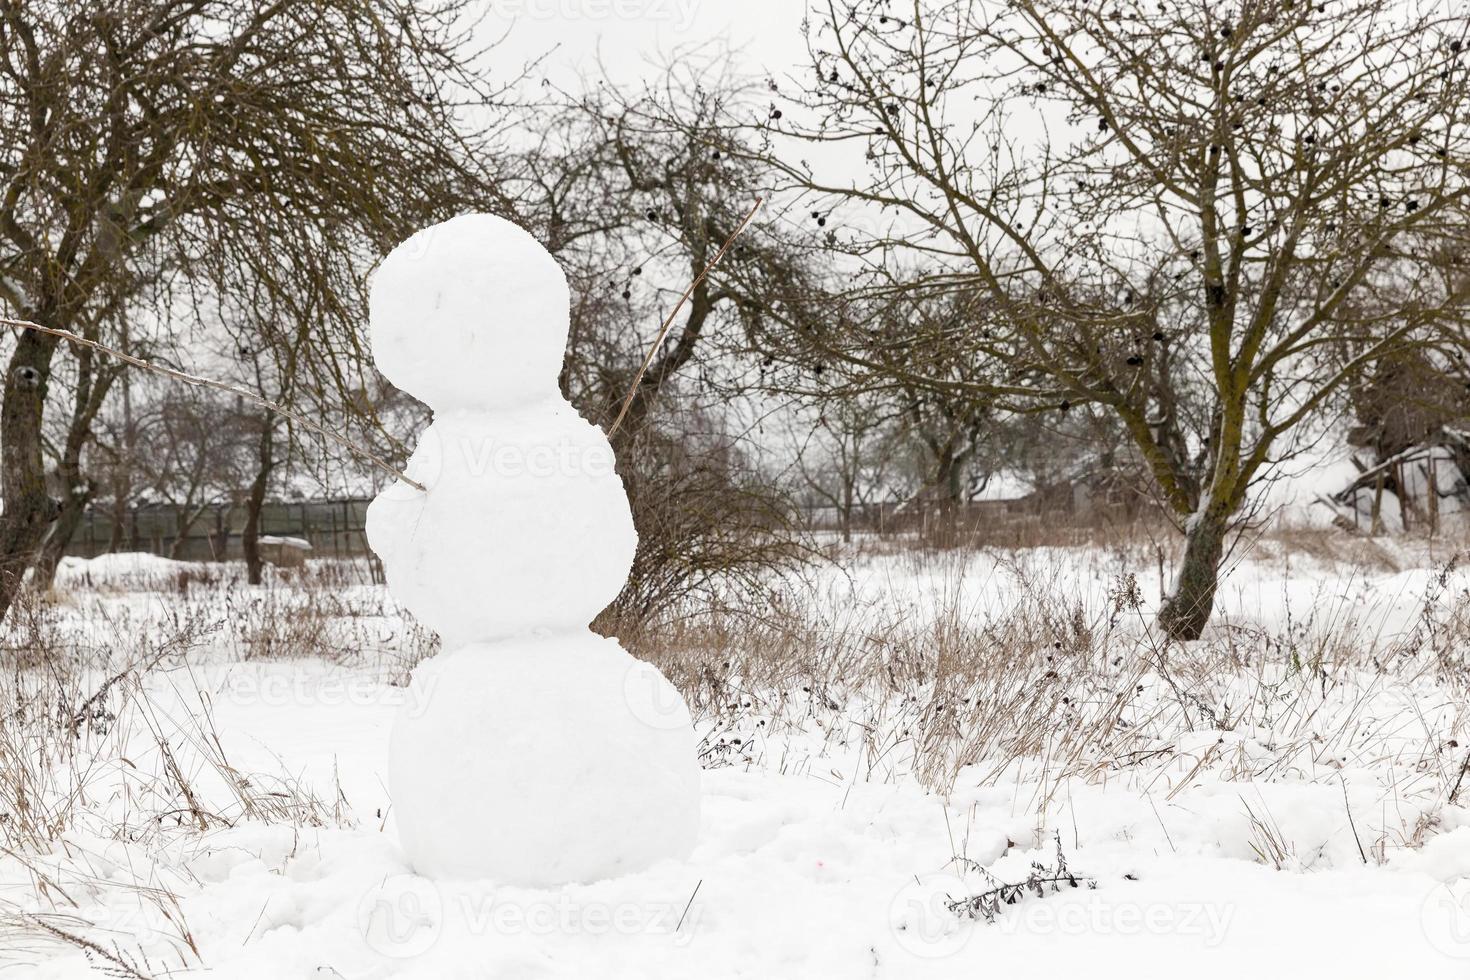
[480,0,811,88]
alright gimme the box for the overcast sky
[481,0,810,88]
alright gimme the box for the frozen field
[3,536,1470,978]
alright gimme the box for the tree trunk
[32,482,91,591]
[928,448,965,547]
[212,503,233,561]
[169,507,208,561]
[33,350,115,591]
[0,328,60,622]
[107,486,129,552]
[1157,510,1230,641]
[110,348,138,553]
[839,479,854,543]
[242,414,275,585]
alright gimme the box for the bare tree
[132,389,252,560]
[88,349,158,557]
[522,74,767,444]
[0,0,515,620]
[723,0,1470,637]
[787,390,905,540]
[30,341,124,583]
[510,76,813,621]
[230,287,324,585]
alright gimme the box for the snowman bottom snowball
[390,634,701,885]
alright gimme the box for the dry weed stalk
[946,833,1095,923]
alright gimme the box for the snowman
[364,214,701,886]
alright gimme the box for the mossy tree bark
[1157,510,1230,641]
[0,327,60,621]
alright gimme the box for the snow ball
[370,214,570,411]
[390,635,701,885]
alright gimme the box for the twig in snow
[945,832,1094,923]
[675,879,703,933]
[1341,777,1368,865]
[9,911,155,979]
[1449,749,1470,805]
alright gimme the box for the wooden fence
[66,498,375,562]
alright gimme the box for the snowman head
[370,213,570,411]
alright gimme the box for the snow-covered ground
[4,538,1470,978]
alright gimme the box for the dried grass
[1,533,1467,954]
